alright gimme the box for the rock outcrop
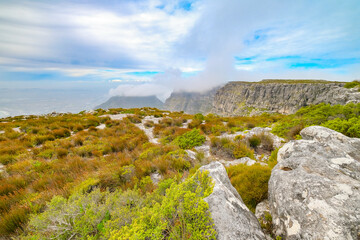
[95,96,164,110]
[164,87,219,114]
[200,161,266,239]
[212,80,360,116]
[268,126,360,239]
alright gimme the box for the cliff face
[164,87,219,114]
[212,81,360,116]
[95,96,164,110]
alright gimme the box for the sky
[0,0,360,109]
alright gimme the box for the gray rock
[269,126,360,239]
[150,172,161,184]
[212,81,360,116]
[255,199,270,221]
[200,162,266,240]
[220,157,256,167]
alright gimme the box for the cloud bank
[0,0,359,99]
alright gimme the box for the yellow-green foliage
[211,137,254,159]
[272,103,360,138]
[233,142,255,159]
[344,80,360,89]
[174,129,206,149]
[26,171,216,240]
[268,148,279,169]
[227,164,271,213]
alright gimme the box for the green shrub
[268,148,279,169]
[344,80,360,89]
[210,137,234,158]
[174,129,206,149]
[233,142,255,159]
[227,164,271,212]
[258,133,274,151]
[322,117,360,138]
[26,171,216,240]
[109,170,216,240]
[248,135,261,148]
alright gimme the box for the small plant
[268,148,279,169]
[174,129,205,149]
[227,164,271,212]
[248,135,261,149]
[233,141,255,159]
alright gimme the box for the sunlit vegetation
[344,80,360,89]
[24,171,216,239]
[1,103,357,238]
[227,164,271,213]
[272,103,360,139]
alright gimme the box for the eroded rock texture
[200,161,266,240]
[269,126,360,240]
[212,81,360,116]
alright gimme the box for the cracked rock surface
[200,162,266,240]
[269,126,360,240]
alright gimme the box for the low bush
[258,133,274,151]
[344,80,360,89]
[248,135,261,148]
[227,164,271,212]
[233,142,255,159]
[174,129,206,149]
[25,171,216,240]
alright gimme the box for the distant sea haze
[0,88,108,118]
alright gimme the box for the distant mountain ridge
[163,87,220,114]
[95,96,164,110]
[96,80,360,115]
[163,80,360,115]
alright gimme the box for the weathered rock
[269,126,360,239]
[212,80,360,116]
[200,162,266,240]
[0,164,8,178]
[220,157,256,167]
[255,199,270,222]
[150,172,161,184]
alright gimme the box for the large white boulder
[200,162,266,239]
[269,126,360,239]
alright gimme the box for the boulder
[220,157,256,167]
[200,161,266,239]
[269,126,360,239]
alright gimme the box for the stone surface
[200,161,266,240]
[212,81,360,116]
[255,200,270,221]
[220,157,256,167]
[0,164,8,177]
[269,126,360,239]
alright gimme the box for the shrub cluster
[227,164,271,213]
[25,171,216,239]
